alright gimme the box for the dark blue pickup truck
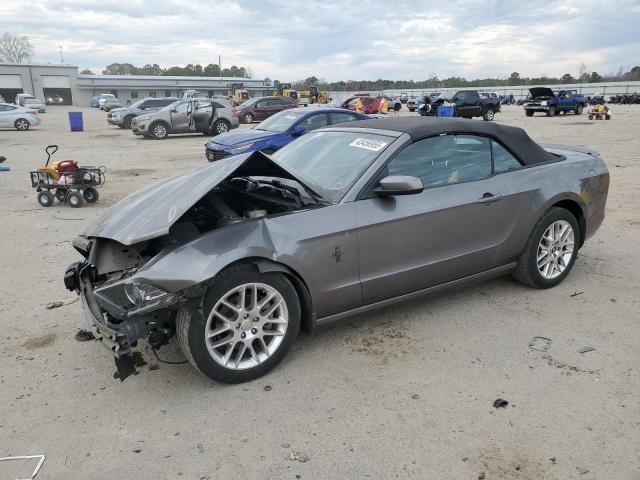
[523,87,586,117]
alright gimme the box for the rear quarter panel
[493,150,608,264]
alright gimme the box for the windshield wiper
[259,178,328,206]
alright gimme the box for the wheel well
[214,118,231,126]
[552,199,586,247]
[223,258,314,334]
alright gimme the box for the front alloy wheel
[205,283,288,370]
[177,264,300,383]
[243,113,254,124]
[15,118,30,131]
[151,123,168,139]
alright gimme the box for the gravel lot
[1,105,638,480]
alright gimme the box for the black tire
[243,113,254,124]
[176,263,301,383]
[83,187,99,203]
[547,108,556,117]
[513,207,580,289]
[15,118,30,131]
[212,119,231,135]
[150,121,169,139]
[588,114,593,120]
[38,190,54,207]
[68,191,83,208]
[123,116,134,129]
[483,108,494,121]
[525,110,534,117]
[575,104,583,115]
[55,188,67,202]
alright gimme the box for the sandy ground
[0,105,639,480]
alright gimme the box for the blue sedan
[204,108,370,161]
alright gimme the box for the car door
[253,99,269,120]
[0,105,14,127]
[557,90,574,110]
[355,134,515,304]
[455,91,481,117]
[193,100,213,131]
[170,101,190,132]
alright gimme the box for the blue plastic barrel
[68,112,84,132]
[437,106,455,117]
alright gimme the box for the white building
[0,63,272,105]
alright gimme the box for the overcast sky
[5,0,640,81]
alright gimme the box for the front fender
[132,220,279,292]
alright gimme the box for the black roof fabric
[336,117,557,165]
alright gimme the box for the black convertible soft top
[336,117,558,165]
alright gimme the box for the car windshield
[238,98,259,108]
[130,100,145,108]
[272,131,393,203]
[326,98,343,107]
[254,110,305,133]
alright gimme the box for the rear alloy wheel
[151,122,169,139]
[514,207,579,288]
[15,118,30,131]
[483,109,495,121]
[68,191,83,208]
[38,191,54,207]
[177,263,300,383]
[213,119,230,135]
[243,113,254,124]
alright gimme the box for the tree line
[93,63,252,78]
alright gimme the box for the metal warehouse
[0,63,272,105]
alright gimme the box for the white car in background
[22,98,47,113]
[0,103,41,130]
[98,93,117,108]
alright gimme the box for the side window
[174,102,189,113]
[385,135,492,188]
[300,113,328,132]
[363,97,375,106]
[256,100,267,108]
[212,102,225,109]
[492,141,522,173]
[331,112,359,124]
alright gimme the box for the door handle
[478,193,503,204]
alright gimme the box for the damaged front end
[65,236,185,380]
[64,151,322,380]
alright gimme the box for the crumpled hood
[206,129,281,149]
[529,87,555,99]
[82,151,305,245]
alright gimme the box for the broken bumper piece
[66,261,180,381]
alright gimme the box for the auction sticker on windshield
[349,138,387,152]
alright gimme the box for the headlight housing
[111,112,120,118]
[125,283,167,305]
[140,114,152,121]
[228,142,255,154]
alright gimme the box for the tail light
[27,110,38,115]
[232,108,238,115]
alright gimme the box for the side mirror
[171,108,177,113]
[291,125,305,136]
[374,176,424,196]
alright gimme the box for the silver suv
[132,98,239,139]
[108,97,177,129]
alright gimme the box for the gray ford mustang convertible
[64,117,609,383]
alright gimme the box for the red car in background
[336,95,381,114]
